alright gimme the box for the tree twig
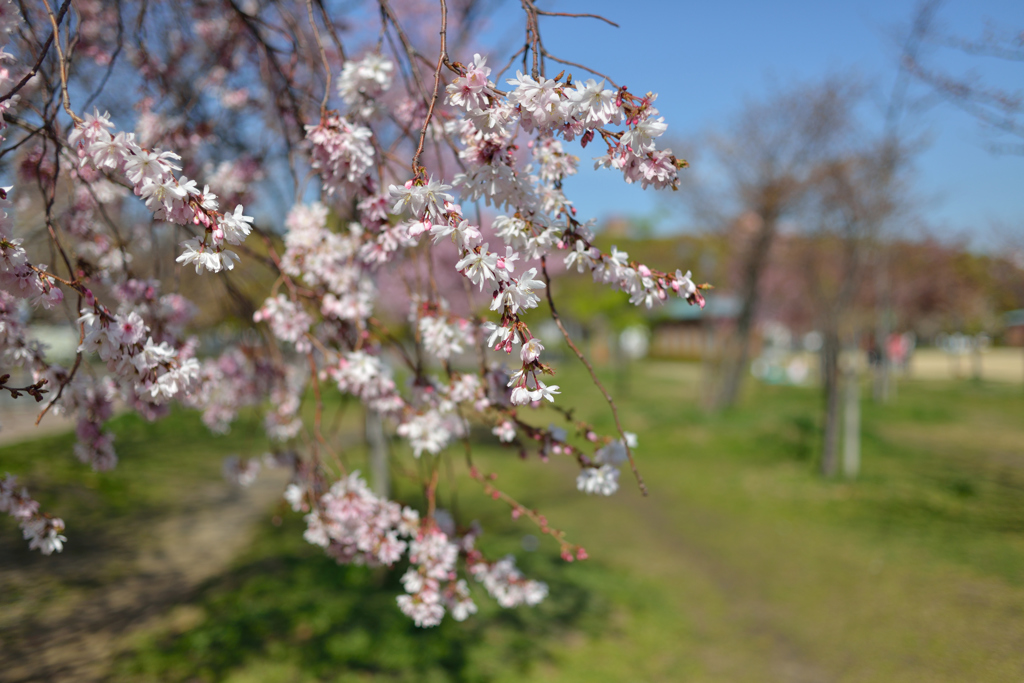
[540,257,648,496]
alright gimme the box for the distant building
[651,294,744,360]
[1005,310,1024,347]
[29,325,80,362]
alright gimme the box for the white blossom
[576,464,620,496]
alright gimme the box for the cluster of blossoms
[0,0,711,627]
[327,350,402,412]
[70,382,118,471]
[294,471,540,627]
[70,110,254,274]
[576,434,637,497]
[467,552,549,608]
[446,54,682,199]
[441,56,705,317]
[302,470,413,565]
[253,295,313,354]
[398,525,471,627]
[338,53,394,119]
[304,114,376,198]
[0,187,63,308]
[78,306,200,405]
[1,180,197,472]
[415,299,475,361]
[222,454,262,488]
[396,407,466,458]
[0,474,66,555]
[69,278,202,469]
[278,202,377,322]
[186,347,271,434]
[252,50,702,619]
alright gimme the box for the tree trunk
[821,325,841,478]
[873,259,892,403]
[843,358,861,479]
[701,321,717,410]
[971,336,983,382]
[366,408,389,497]
[715,212,778,409]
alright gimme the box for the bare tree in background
[678,78,860,410]
[900,0,1024,389]
[871,0,940,403]
[799,147,904,477]
[904,0,1024,155]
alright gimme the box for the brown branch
[36,318,84,425]
[0,0,72,105]
[315,0,347,63]
[410,0,450,176]
[542,53,619,89]
[40,0,81,124]
[36,147,77,283]
[306,0,332,117]
[540,256,647,496]
[226,0,308,142]
[534,9,619,28]
[466,460,585,560]
[425,466,440,519]
[493,45,526,84]
[0,375,48,402]
[378,0,436,103]
[520,0,542,77]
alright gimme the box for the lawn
[2,361,1023,682]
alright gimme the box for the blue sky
[481,0,1024,245]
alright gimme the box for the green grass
[0,407,268,508]
[0,408,273,638]
[4,362,1024,682]
[112,513,615,683]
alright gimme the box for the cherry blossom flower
[576,464,620,496]
[521,337,544,363]
[175,239,239,274]
[446,54,495,111]
[492,420,517,443]
[1,475,66,554]
[338,53,394,118]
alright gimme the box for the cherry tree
[0,0,705,627]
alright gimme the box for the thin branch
[410,0,450,175]
[306,0,332,116]
[534,9,619,28]
[83,0,125,110]
[0,0,72,105]
[40,0,81,124]
[36,319,84,425]
[542,53,619,89]
[0,375,48,402]
[540,257,647,496]
[493,44,525,83]
[315,0,347,63]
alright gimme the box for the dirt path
[530,446,1024,683]
[0,407,75,447]
[0,469,289,683]
[625,493,833,683]
[601,477,1024,682]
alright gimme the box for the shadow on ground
[112,516,610,683]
